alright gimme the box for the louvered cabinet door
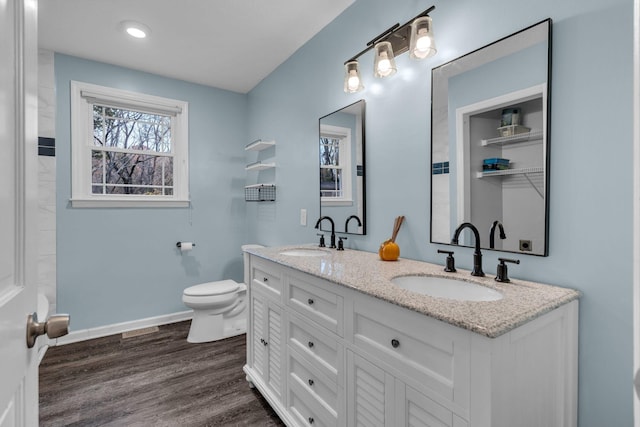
[265,301,284,401]
[249,288,284,403]
[250,293,267,381]
[347,351,394,427]
[346,350,469,427]
[396,382,468,427]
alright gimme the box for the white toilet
[182,244,263,343]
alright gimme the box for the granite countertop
[245,244,580,338]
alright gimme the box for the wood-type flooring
[39,321,285,426]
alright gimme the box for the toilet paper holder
[176,242,196,248]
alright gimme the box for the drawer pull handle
[308,379,314,386]
[391,339,400,348]
[308,417,314,424]
[307,298,314,305]
[308,341,314,348]
[261,339,268,346]
[263,277,269,282]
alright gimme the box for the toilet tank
[241,244,264,285]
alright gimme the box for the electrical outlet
[519,239,532,251]
[300,209,307,226]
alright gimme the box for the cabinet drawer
[286,271,343,336]
[351,296,470,410]
[289,347,339,415]
[288,375,338,427]
[288,313,343,386]
[251,257,282,298]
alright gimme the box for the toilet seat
[183,279,239,297]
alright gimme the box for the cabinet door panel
[266,302,283,400]
[347,351,394,427]
[251,294,267,379]
[249,287,285,403]
[397,381,466,427]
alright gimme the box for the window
[320,124,352,206]
[70,81,189,207]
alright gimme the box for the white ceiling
[38,0,354,94]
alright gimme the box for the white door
[0,0,40,425]
[634,0,640,425]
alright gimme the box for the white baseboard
[54,310,193,346]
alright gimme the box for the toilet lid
[184,280,239,297]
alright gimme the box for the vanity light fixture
[344,60,364,93]
[342,5,436,93]
[373,41,397,78]
[409,15,436,59]
[120,20,151,39]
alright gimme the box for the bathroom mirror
[319,100,366,235]
[431,19,551,256]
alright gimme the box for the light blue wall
[247,0,633,425]
[55,54,249,330]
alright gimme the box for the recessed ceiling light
[119,21,151,39]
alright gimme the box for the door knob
[26,312,70,348]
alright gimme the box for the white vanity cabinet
[244,254,578,427]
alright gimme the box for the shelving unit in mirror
[476,166,544,179]
[481,129,543,146]
[245,139,276,202]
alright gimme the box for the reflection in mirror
[431,19,551,256]
[319,100,366,235]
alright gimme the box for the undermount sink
[391,275,503,302]
[279,248,329,257]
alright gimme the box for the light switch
[300,209,307,226]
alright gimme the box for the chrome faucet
[315,216,336,248]
[451,222,485,276]
[489,220,506,249]
[344,215,362,233]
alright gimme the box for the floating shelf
[245,139,276,202]
[245,162,276,171]
[476,167,543,178]
[245,139,275,151]
[481,130,543,147]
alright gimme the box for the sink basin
[391,275,503,302]
[279,248,329,257]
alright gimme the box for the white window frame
[70,81,189,208]
[320,124,353,206]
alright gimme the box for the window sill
[70,198,190,208]
[321,199,354,207]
